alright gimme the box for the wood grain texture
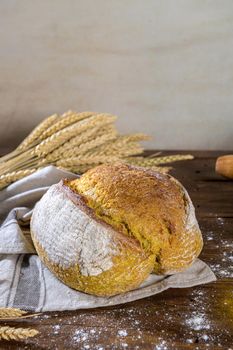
[0,150,232,349]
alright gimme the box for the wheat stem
[68,132,117,157]
[85,141,144,158]
[0,169,36,190]
[46,124,117,162]
[17,114,59,151]
[0,308,41,320]
[0,150,22,165]
[39,111,97,139]
[0,150,36,175]
[149,166,172,173]
[126,154,194,166]
[0,114,116,176]
[59,164,94,173]
[35,114,116,157]
[57,155,118,168]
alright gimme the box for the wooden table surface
[0,151,233,350]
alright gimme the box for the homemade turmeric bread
[31,163,203,296]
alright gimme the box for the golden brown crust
[68,163,203,274]
[59,179,147,252]
[31,174,156,296]
[32,233,155,297]
[31,163,203,296]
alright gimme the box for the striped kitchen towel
[0,166,216,312]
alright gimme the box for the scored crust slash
[30,163,203,296]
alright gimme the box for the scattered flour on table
[53,324,61,334]
[186,338,194,344]
[154,340,168,350]
[206,231,214,241]
[206,218,233,278]
[118,330,128,337]
[33,286,231,349]
[216,217,224,226]
[73,329,89,342]
[185,313,210,331]
[201,334,209,341]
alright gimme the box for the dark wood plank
[0,150,233,350]
[169,153,233,218]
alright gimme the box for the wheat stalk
[0,308,27,318]
[55,134,116,160]
[124,163,172,173]
[0,149,35,174]
[0,114,59,165]
[149,166,172,173]
[59,162,171,175]
[0,110,194,186]
[71,123,116,149]
[34,114,116,157]
[94,124,117,137]
[39,111,97,139]
[95,133,149,149]
[57,164,93,173]
[85,141,144,158]
[0,115,116,175]
[0,308,41,320]
[0,326,39,341]
[57,155,118,168]
[46,124,117,162]
[69,132,117,156]
[108,134,150,148]
[126,154,194,166]
[17,114,59,151]
[0,150,21,165]
[0,169,36,190]
[113,142,144,157]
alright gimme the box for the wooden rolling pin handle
[215,155,233,179]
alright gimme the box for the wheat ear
[84,134,148,156]
[17,114,59,151]
[126,154,194,166]
[0,308,27,318]
[0,169,36,190]
[85,141,143,158]
[34,114,117,157]
[57,155,118,168]
[0,326,39,341]
[0,114,59,165]
[0,308,41,320]
[149,166,172,173]
[108,133,150,147]
[58,164,93,173]
[2,116,105,171]
[46,124,117,162]
[64,132,117,158]
[39,111,97,139]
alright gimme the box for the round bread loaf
[31,163,203,296]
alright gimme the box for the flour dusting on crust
[183,188,200,232]
[31,184,118,276]
[170,177,200,232]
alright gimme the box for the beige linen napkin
[0,166,216,312]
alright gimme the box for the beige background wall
[0,0,233,151]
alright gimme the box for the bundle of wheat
[0,111,193,189]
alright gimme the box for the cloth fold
[0,166,216,312]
